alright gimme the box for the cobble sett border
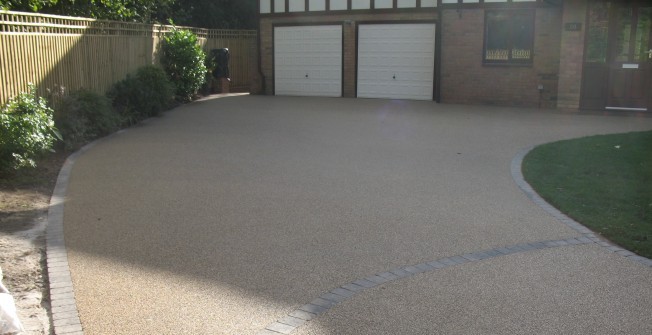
[47,123,652,335]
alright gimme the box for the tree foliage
[0,0,256,28]
[0,84,60,171]
[161,27,206,101]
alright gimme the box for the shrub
[108,65,175,126]
[55,89,120,149]
[161,26,207,101]
[0,84,60,171]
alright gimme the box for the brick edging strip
[511,146,652,267]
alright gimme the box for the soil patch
[1,151,68,335]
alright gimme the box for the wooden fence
[0,10,257,106]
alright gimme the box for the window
[484,10,534,65]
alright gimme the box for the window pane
[309,0,326,11]
[352,0,371,10]
[289,0,305,12]
[375,0,393,9]
[485,10,533,64]
[585,1,610,63]
[614,8,633,62]
[330,0,348,10]
[511,13,532,60]
[633,7,651,61]
[486,12,510,60]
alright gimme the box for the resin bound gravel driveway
[58,95,652,335]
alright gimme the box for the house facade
[256,0,652,112]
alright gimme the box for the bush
[0,85,60,171]
[108,65,175,126]
[161,27,207,101]
[55,89,120,150]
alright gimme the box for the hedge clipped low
[161,26,206,101]
[0,85,60,171]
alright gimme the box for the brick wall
[440,7,562,108]
[259,5,565,109]
[556,0,587,109]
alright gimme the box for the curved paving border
[511,146,652,267]
[257,146,652,335]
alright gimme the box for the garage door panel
[275,25,342,97]
[357,23,435,101]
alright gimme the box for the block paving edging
[257,146,652,335]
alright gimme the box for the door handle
[647,49,652,59]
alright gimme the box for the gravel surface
[62,96,652,334]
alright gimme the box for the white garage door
[357,23,436,100]
[274,25,342,97]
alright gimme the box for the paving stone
[482,249,502,257]
[415,263,435,272]
[616,250,635,257]
[51,311,79,321]
[426,260,448,269]
[53,317,81,328]
[438,257,458,266]
[404,265,424,274]
[310,297,336,308]
[353,279,377,288]
[278,315,306,328]
[377,271,400,281]
[320,292,347,303]
[390,268,412,278]
[266,322,295,334]
[341,283,365,292]
[365,275,388,284]
[331,287,355,298]
[449,256,469,264]
[462,253,481,261]
[495,247,513,255]
[299,304,327,315]
[54,324,83,334]
[606,245,624,252]
[51,304,79,314]
[289,309,316,321]
[257,330,282,335]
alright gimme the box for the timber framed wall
[0,11,257,105]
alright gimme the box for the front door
[606,2,652,111]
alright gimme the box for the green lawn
[522,130,652,258]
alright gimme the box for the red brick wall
[557,0,587,109]
[440,7,562,108]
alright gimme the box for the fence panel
[0,10,257,106]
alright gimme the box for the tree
[0,0,175,23]
[168,0,256,29]
[0,0,257,28]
